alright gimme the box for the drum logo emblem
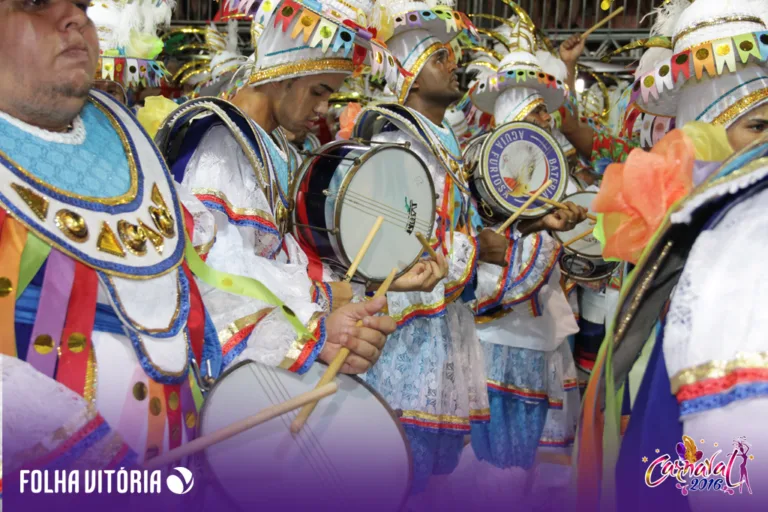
[484,125,564,210]
[404,197,418,235]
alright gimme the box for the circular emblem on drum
[479,122,568,219]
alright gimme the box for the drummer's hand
[519,201,588,234]
[389,252,449,293]
[542,201,588,232]
[322,297,396,374]
[478,228,509,267]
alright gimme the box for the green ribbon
[16,234,51,299]
[183,233,313,341]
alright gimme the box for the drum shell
[291,141,436,282]
[197,360,413,510]
[292,142,365,275]
[553,191,619,282]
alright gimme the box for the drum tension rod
[352,137,411,149]
[191,359,216,393]
[294,223,339,235]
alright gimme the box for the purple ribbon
[26,250,75,378]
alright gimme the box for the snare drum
[472,121,569,222]
[292,141,436,282]
[553,191,619,282]
[199,361,412,510]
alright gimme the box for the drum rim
[560,253,619,282]
[333,142,437,283]
[197,359,414,507]
[477,121,568,219]
[552,191,605,259]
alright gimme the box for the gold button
[643,75,655,88]
[185,412,197,429]
[133,382,147,401]
[149,397,162,416]
[171,426,181,443]
[0,277,13,297]
[168,391,179,411]
[67,332,86,353]
[740,41,754,52]
[145,446,159,461]
[34,334,54,355]
[695,48,710,61]
[716,44,731,57]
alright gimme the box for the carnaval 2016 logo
[645,436,754,496]
[485,125,562,207]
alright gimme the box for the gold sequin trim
[672,17,766,47]
[84,348,97,405]
[513,98,546,122]
[712,88,768,126]
[218,309,274,346]
[279,311,324,369]
[399,42,446,104]
[399,409,470,425]
[670,351,768,393]
[469,61,499,73]
[248,59,355,86]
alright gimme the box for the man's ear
[410,79,421,94]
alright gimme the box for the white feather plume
[226,20,239,54]
[644,0,690,37]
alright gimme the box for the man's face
[412,48,462,105]
[0,0,98,119]
[524,104,552,131]
[93,80,126,105]
[274,74,346,135]
[726,102,768,152]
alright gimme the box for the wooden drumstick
[495,179,553,235]
[581,7,624,39]
[525,194,598,222]
[343,216,384,283]
[143,382,338,470]
[291,267,399,434]
[564,227,595,248]
[415,232,439,260]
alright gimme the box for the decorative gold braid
[248,59,355,85]
[712,88,768,126]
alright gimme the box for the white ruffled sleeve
[180,125,326,374]
[663,187,768,512]
[474,228,562,318]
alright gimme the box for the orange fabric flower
[592,129,695,264]
[336,102,362,140]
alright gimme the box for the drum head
[200,361,412,510]
[554,191,602,258]
[478,121,569,218]
[337,145,435,282]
